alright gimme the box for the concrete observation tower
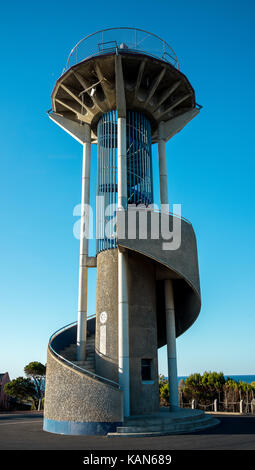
[43,28,218,435]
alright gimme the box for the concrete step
[73,358,95,366]
[62,340,95,351]
[78,362,95,367]
[78,367,96,372]
[58,336,96,374]
[59,338,95,359]
[107,417,219,437]
[59,349,95,361]
[116,416,216,433]
[73,363,95,368]
[124,410,205,426]
[60,353,95,362]
[73,363,96,373]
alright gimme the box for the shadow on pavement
[196,415,255,435]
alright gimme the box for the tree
[183,372,226,406]
[24,362,46,410]
[201,371,226,402]
[159,375,169,406]
[4,377,36,406]
[183,373,204,402]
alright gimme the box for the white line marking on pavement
[0,420,43,426]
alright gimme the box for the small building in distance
[0,372,10,410]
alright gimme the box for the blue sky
[0,0,255,379]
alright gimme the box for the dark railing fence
[178,391,255,414]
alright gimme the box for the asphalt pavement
[0,412,255,450]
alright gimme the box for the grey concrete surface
[117,210,201,339]
[96,249,119,383]
[1,413,255,450]
[128,251,159,414]
[96,249,160,415]
[51,52,196,144]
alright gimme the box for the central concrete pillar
[95,249,119,383]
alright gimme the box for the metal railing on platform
[65,28,179,71]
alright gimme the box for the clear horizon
[0,0,255,379]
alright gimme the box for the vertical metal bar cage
[96,110,153,253]
[96,110,118,253]
[126,110,153,206]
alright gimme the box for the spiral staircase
[44,316,219,436]
[43,211,219,436]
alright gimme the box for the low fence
[180,398,255,414]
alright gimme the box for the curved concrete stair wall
[117,210,201,341]
[43,319,123,435]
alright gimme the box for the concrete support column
[158,121,179,410]
[165,279,179,409]
[77,124,91,361]
[158,122,169,207]
[117,116,130,417]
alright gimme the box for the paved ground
[0,412,255,450]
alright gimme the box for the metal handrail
[48,314,95,343]
[118,206,192,225]
[49,317,120,389]
[66,27,179,70]
[49,320,79,344]
[150,208,192,225]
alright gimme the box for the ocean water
[177,375,255,384]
